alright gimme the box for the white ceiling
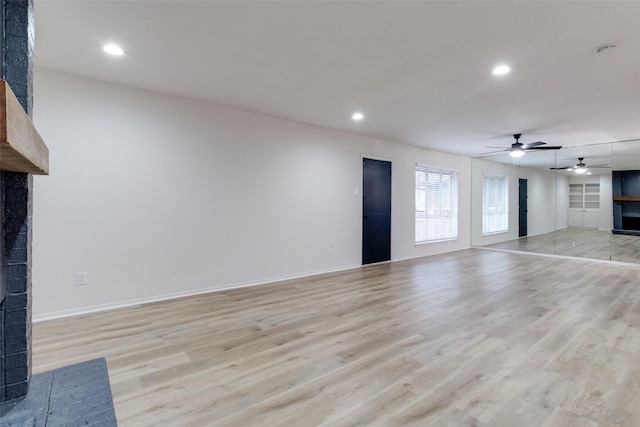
[33,1,640,158]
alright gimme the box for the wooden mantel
[0,79,49,175]
[613,196,640,202]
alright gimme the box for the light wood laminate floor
[485,227,640,264]
[33,249,640,426]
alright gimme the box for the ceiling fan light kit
[550,157,610,173]
[509,147,525,158]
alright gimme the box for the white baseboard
[33,263,361,322]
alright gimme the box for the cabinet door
[568,210,584,227]
[583,210,599,228]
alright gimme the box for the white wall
[555,174,569,229]
[513,166,558,237]
[32,68,471,319]
[599,174,613,230]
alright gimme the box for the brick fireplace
[0,0,49,402]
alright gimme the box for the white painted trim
[361,155,393,264]
[361,154,393,163]
[33,263,361,322]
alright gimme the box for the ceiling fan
[483,133,562,158]
[550,157,609,174]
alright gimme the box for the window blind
[482,174,509,234]
[415,165,458,243]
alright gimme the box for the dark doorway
[519,178,528,237]
[362,158,391,265]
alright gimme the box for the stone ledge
[0,80,49,175]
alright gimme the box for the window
[415,165,458,243]
[482,175,509,235]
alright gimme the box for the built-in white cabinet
[568,183,600,228]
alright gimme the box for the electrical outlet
[328,245,333,255]
[76,272,88,286]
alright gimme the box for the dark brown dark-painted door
[362,158,391,265]
[519,178,528,237]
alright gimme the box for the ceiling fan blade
[523,141,546,148]
[589,164,610,168]
[549,166,572,170]
[525,146,563,150]
[485,146,508,149]
[479,149,509,156]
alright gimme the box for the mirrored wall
[471,138,640,264]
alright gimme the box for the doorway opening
[519,178,528,237]
[362,158,391,265]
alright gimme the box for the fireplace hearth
[0,358,117,425]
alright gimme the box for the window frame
[482,174,509,235]
[415,164,459,244]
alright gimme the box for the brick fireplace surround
[0,0,37,401]
[0,7,115,425]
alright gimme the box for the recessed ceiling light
[352,112,364,121]
[103,43,124,56]
[492,65,511,76]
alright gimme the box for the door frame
[361,155,393,265]
[519,178,528,237]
